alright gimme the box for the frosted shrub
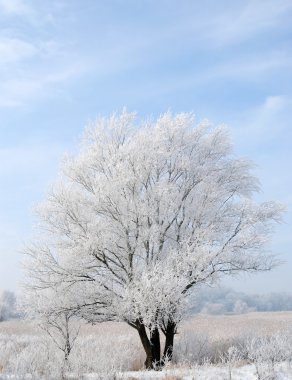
[244,332,292,380]
[10,339,63,379]
[0,335,20,372]
[0,332,142,378]
[221,346,242,380]
[173,330,248,365]
[0,334,63,379]
[245,333,292,364]
[69,333,142,375]
[173,331,212,364]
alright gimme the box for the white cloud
[234,95,292,146]
[257,95,292,117]
[0,62,86,108]
[0,37,37,64]
[125,48,292,102]
[124,0,292,51]
[204,0,292,46]
[0,0,31,15]
[0,1,89,109]
[214,52,292,79]
[0,79,42,107]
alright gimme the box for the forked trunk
[136,319,177,369]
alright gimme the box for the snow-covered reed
[0,333,63,379]
[1,314,292,379]
[0,332,142,379]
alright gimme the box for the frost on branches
[20,284,80,364]
[23,111,284,369]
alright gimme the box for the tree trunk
[64,313,71,362]
[162,321,176,363]
[136,321,162,369]
[150,327,161,366]
[136,321,153,369]
[135,319,176,368]
[64,339,71,362]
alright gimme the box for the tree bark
[150,327,161,365]
[162,320,176,363]
[64,338,71,362]
[135,319,177,368]
[136,320,153,368]
[64,313,71,362]
[135,320,163,369]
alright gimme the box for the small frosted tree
[0,289,17,321]
[23,111,284,368]
[20,284,80,365]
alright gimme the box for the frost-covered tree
[23,111,284,368]
[20,284,80,366]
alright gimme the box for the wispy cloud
[212,52,292,79]
[0,1,88,108]
[234,95,292,148]
[1,0,291,109]
[122,0,292,51]
[203,0,292,46]
[0,0,31,16]
[0,37,37,64]
[0,62,87,108]
[119,48,292,104]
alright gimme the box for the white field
[1,311,292,379]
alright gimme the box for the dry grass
[180,311,292,341]
[0,319,38,335]
[1,311,292,339]
[1,312,292,378]
[2,311,292,371]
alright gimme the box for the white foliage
[0,333,63,379]
[22,110,285,333]
[1,324,292,379]
[0,331,141,379]
[69,333,141,374]
[173,331,212,364]
[19,282,80,365]
[244,333,292,379]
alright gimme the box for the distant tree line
[191,287,292,315]
[0,289,18,321]
[1,286,292,322]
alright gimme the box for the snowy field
[1,311,292,379]
[121,363,292,379]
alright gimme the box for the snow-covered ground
[121,363,292,379]
[1,314,292,379]
[2,363,291,380]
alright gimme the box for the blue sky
[0,0,291,294]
